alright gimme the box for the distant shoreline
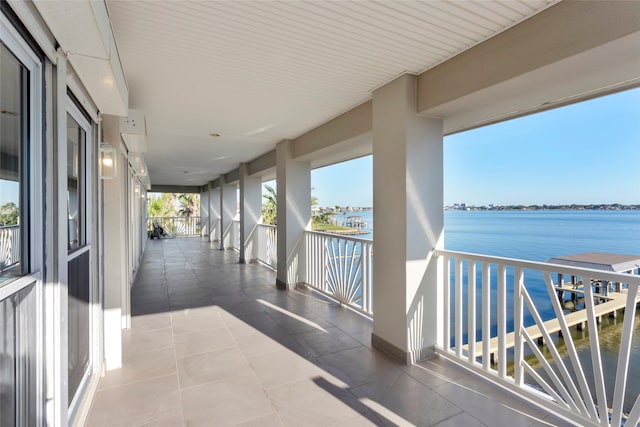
[445,204,640,211]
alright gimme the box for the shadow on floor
[86,238,572,427]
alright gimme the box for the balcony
[85,238,570,426]
[0,224,20,274]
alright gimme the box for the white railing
[223,220,241,251]
[148,216,201,236]
[0,225,20,272]
[436,249,640,426]
[210,218,221,242]
[305,231,373,316]
[254,224,277,269]
[232,220,240,251]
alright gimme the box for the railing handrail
[148,216,201,220]
[257,223,276,229]
[437,249,640,284]
[305,229,373,245]
[0,224,20,230]
[147,216,201,236]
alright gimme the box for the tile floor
[85,238,572,426]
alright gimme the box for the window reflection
[0,42,25,285]
[67,114,85,251]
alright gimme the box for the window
[67,114,86,252]
[0,10,43,426]
[0,42,27,284]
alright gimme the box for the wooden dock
[463,287,638,359]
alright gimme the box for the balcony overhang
[34,0,128,116]
[417,1,640,134]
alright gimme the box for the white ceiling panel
[106,0,557,186]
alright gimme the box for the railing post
[468,261,477,364]
[497,264,507,378]
[362,242,371,314]
[455,258,463,358]
[443,254,450,353]
[583,276,609,423]
[481,262,491,370]
[513,267,524,386]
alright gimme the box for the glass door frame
[0,10,45,427]
[65,98,96,419]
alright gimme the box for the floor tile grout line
[121,343,175,358]
[169,289,188,427]
[431,410,485,427]
[94,372,179,393]
[176,367,259,394]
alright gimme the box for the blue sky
[0,181,19,207]
[306,88,640,207]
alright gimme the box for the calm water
[445,210,640,261]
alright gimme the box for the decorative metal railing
[305,231,373,316]
[254,224,277,270]
[148,216,201,237]
[0,225,20,272]
[436,249,640,426]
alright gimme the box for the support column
[239,164,262,264]
[275,140,310,289]
[101,115,126,370]
[209,185,221,243]
[200,184,209,240]
[220,177,237,250]
[371,74,444,364]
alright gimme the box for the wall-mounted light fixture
[99,142,117,179]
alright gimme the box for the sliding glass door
[66,102,94,411]
[0,12,44,427]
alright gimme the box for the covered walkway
[86,239,566,426]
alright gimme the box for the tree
[147,193,174,218]
[0,202,19,226]
[312,211,332,226]
[261,185,328,226]
[262,184,277,225]
[177,193,199,217]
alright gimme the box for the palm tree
[177,193,199,217]
[147,193,173,218]
[262,184,277,225]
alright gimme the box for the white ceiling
[106,0,557,186]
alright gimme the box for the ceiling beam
[292,100,372,160]
[248,150,276,177]
[150,185,200,194]
[417,0,640,132]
